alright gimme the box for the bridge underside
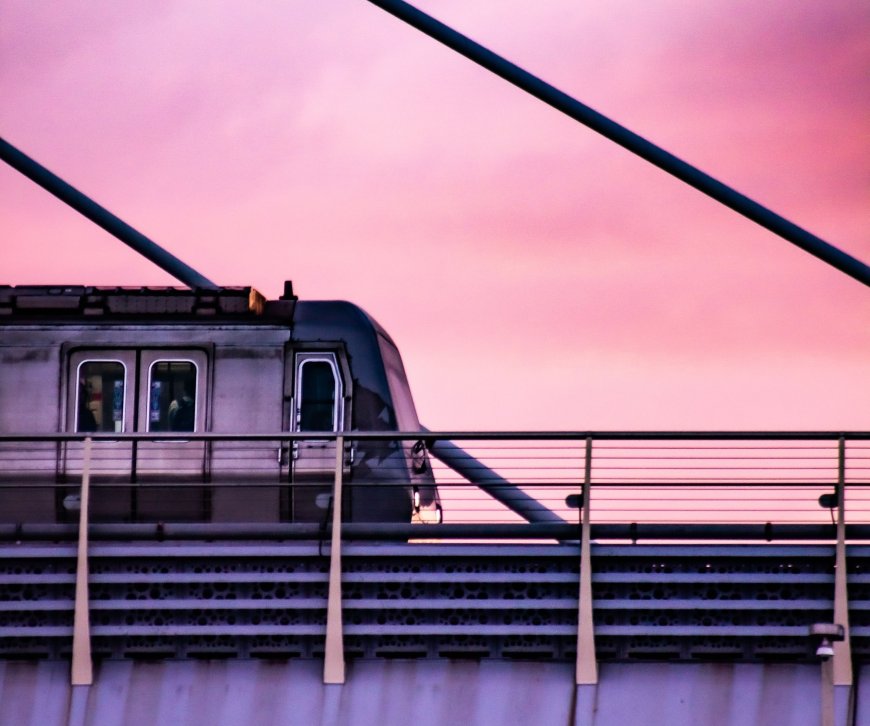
[1,659,866,726]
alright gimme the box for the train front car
[0,284,438,527]
[290,298,440,524]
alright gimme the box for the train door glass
[66,351,137,437]
[146,360,198,432]
[291,353,343,521]
[136,351,208,521]
[76,361,127,432]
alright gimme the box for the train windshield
[378,335,420,431]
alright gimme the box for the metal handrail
[1,431,869,441]
[1,431,868,538]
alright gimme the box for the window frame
[145,358,201,433]
[137,350,208,434]
[294,352,343,433]
[72,357,130,433]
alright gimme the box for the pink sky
[1,0,868,431]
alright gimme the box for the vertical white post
[576,437,598,685]
[833,437,852,686]
[822,438,853,726]
[71,436,93,686]
[323,435,345,684]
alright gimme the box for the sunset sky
[1,0,868,431]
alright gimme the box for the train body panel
[0,285,439,525]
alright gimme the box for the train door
[63,350,137,521]
[134,350,208,520]
[289,352,345,521]
[63,348,208,522]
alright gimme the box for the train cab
[0,283,440,526]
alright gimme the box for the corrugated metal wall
[1,660,859,726]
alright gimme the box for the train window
[147,361,198,432]
[76,361,126,432]
[296,356,341,432]
[378,334,420,430]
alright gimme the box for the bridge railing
[0,431,868,540]
[425,432,870,540]
[1,431,869,685]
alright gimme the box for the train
[0,282,442,525]
[0,139,556,529]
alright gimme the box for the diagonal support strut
[0,137,218,290]
[367,0,870,287]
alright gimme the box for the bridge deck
[1,539,867,661]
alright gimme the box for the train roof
[0,284,296,323]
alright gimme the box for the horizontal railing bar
[0,541,849,558]
[1,431,868,442]
[2,542,859,560]
[1,522,866,541]
[0,481,863,490]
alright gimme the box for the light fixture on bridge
[818,492,839,509]
[63,493,81,512]
[809,622,845,660]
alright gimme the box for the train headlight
[413,486,421,511]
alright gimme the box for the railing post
[829,437,853,724]
[323,435,345,684]
[822,437,853,726]
[71,436,93,686]
[576,437,597,685]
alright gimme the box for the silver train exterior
[0,283,440,525]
